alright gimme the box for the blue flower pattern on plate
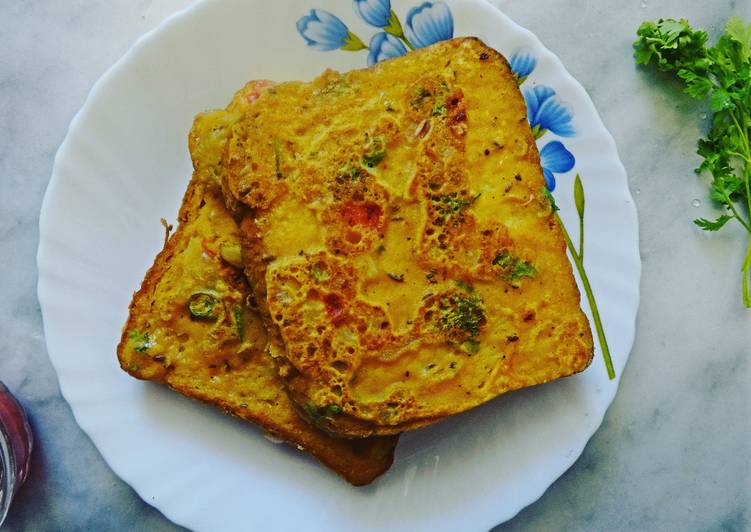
[539,141,575,191]
[368,32,408,66]
[297,9,349,51]
[524,85,575,139]
[353,0,392,28]
[296,6,576,193]
[293,7,614,378]
[404,2,453,48]
[509,49,536,83]
[508,49,576,191]
[298,2,452,62]
[297,9,366,51]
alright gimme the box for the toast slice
[209,38,593,437]
[117,173,397,485]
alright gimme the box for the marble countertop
[1,0,749,530]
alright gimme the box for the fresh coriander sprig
[634,16,751,307]
[544,179,615,380]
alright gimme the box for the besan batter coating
[117,82,397,484]
[203,38,594,437]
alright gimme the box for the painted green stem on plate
[384,10,415,50]
[398,34,415,50]
[551,176,615,380]
[341,31,368,51]
[555,213,615,380]
[531,125,547,140]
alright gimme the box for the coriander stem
[734,106,751,307]
[729,109,751,157]
[554,212,615,380]
[727,151,750,162]
[745,162,751,233]
[743,235,751,308]
[398,35,415,51]
[729,109,751,226]
[723,190,751,234]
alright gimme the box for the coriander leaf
[439,291,485,340]
[709,88,734,111]
[454,280,474,293]
[362,135,386,168]
[461,339,479,354]
[510,261,537,282]
[635,16,751,307]
[661,18,691,37]
[710,173,743,203]
[633,19,709,72]
[362,149,386,168]
[311,264,329,281]
[727,16,751,61]
[323,404,342,416]
[129,330,155,352]
[493,251,537,285]
[233,305,244,343]
[694,214,733,231]
[678,68,713,98]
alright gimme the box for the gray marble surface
[1,0,749,530]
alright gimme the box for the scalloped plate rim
[37,0,641,530]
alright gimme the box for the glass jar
[0,382,33,526]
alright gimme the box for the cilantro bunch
[634,17,751,307]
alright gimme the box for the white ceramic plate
[37,0,640,530]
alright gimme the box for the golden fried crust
[117,99,398,482]
[210,39,594,437]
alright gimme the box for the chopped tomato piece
[245,80,275,104]
[324,293,346,323]
[341,201,382,230]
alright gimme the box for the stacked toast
[118,38,593,484]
